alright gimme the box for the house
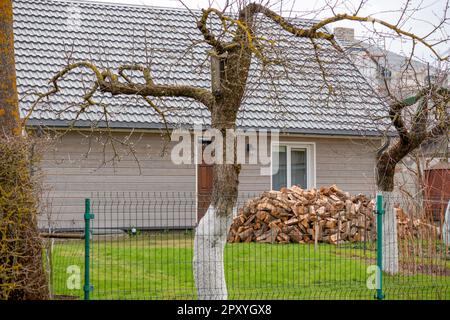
[13,0,386,230]
[333,27,450,96]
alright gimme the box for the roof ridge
[338,36,430,69]
[16,0,202,14]
[16,0,322,24]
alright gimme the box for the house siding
[39,131,379,230]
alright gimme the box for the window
[291,148,307,188]
[272,145,287,190]
[271,143,315,190]
[377,65,392,79]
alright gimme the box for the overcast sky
[77,0,449,63]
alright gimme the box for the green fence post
[84,198,94,300]
[376,193,385,300]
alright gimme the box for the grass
[50,232,450,300]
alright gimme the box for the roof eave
[26,119,386,137]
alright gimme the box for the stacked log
[228,185,376,245]
[396,206,440,239]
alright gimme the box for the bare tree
[335,10,449,273]
[30,0,448,299]
[376,84,449,273]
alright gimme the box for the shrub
[0,136,49,299]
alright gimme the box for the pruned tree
[340,14,449,273]
[376,85,449,274]
[30,1,448,299]
[0,0,49,299]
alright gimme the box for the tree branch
[377,86,449,190]
[25,61,216,129]
[198,2,447,64]
[98,79,215,110]
[308,13,448,61]
[240,3,334,40]
[197,8,228,53]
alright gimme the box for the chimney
[334,27,355,41]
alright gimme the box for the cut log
[288,228,303,243]
[278,233,290,242]
[285,217,299,226]
[329,233,339,244]
[239,228,254,241]
[281,225,295,234]
[244,214,256,226]
[325,218,337,229]
[256,229,279,243]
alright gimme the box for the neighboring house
[334,27,449,97]
[13,0,386,230]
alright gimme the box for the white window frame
[270,141,316,190]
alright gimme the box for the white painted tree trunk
[193,205,233,300]
[380,191,399,274]
[443,201,450,246]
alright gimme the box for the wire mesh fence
[381,194,450,299]
[42,191,450,300]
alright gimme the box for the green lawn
[50,232,450,300]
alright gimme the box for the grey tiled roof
[13,0,387,136]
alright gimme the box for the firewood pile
[395,206,440,239]
[228,185,376,245]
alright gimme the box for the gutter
[26,118,389,138]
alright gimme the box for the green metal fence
[44,192,450,300]
[375,193,384,300]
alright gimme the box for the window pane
[291,148,307,188]
[272,146,287,190]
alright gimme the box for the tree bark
[379,191,400,274]
[0,1,49,299]
[376,155,396,192]
[443,201,450,246]
[193,205,234,300]
[193,156,239,299]
[0,0,21,137]
[376,152,399,274]
[193,104,241,299]
[191,27,251,297]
